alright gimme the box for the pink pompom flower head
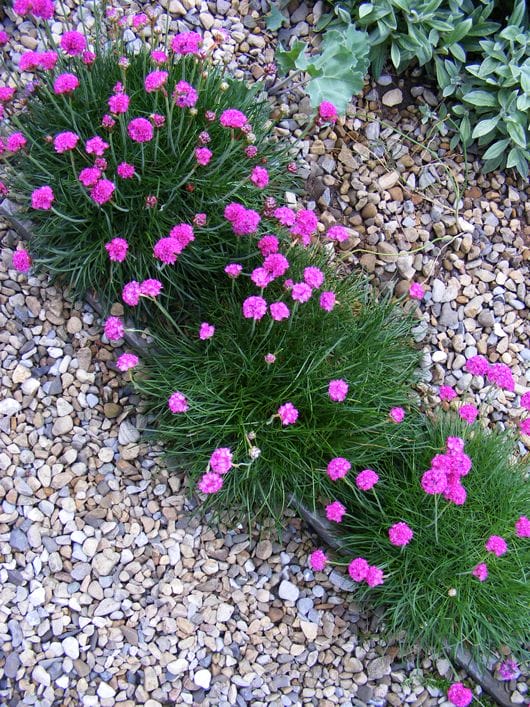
[6,132,27,153]
[439,385,457,401]
[498,659,520,681]
[60,31,86,56]
[328,379,348,402]
[171,31,202,55]
[128,117,153,143]
[472,563,488,582]
[90,179,115,205]
[520,419,530,436]
[79,167,101,187]
[326,225,349,243]
[195,147,212,166]
[168,391,188,414]
[366,565,384,587]
[12,248,32,273]
[355,469,379,491]
[220,109,248,129]
[198,472,223,495]
[389,407,405,423]
[465,355,489,376]
[348,557,369,582]
[264,353,276,365]
[122,281,141,306]
[116,353,139,372]
[105,237,128,262]
[251,266,273,289]
[421,468,447,495]
[199,322,215,340]
[108,93,130,114]
[447,682,473,707]
[409,282,425,300]
[291,282,312,303]
[209,447,232,474]
[327,457,351,481]
[31,185,54,210]
[250,166,269,188]
[485,535,507,557]
[85,135,109,156]
[515,515,530,538]
[486,363,515,392]
[310,549,328,572]
[242,296,267,321]
[139,279,163,298]
[53,73,79,95]
[173,81,198,108]
[269,302,290,321]
[225,263,243,278]
[325,501,346,523]
[53,131,79,153]
[319,291,336,312]
[104,316,124,341]
[303,267,325,289]
[258,235,279,256]
[277,402,298,426]
[318,101,338,123]
[520,391,530,410]
[117,162,135,179]
[144,70,168,93]
[388,522,413,547]
[459,403,478,424]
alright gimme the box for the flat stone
[4,652,21,678]
[194,668,211,689]
[367,656,392,680]
[378,171,400,190]
[217,603,235,622]
[255,540,272,560]
[278,580,299,603]
[167,659,188,676]
[300,620,318,641]
[382,88,402,106]
[0,398,21,416]
[10,528,29,552]
[52,416,73,436]
[63,636,80,659]
[94,598,121,617]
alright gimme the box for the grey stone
[10,528,29,552]
[4,652,21,678]
[278,580,300,603]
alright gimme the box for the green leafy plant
[1,21,295,310]
[135,244,421,524]
[316,413,530,668]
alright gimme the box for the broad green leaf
[307,76,362,113]
[444,18,472,45]
[506,147,529,177]
[336,6,351,24]
[275,39,309,74]
[506,120,527,148]
[266,3,286,30]
[449,42,466,62]
[459,114,472,144]
[471,116,499,138]
[462,90,498,107]
[482,138,510,160]
[516,94,530,111]
[520,66,530,93]
[390,42,401,69]
[358,3,373,19]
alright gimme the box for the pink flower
[6,133,27,152]
[409,282,425,300]
[366,565,384,587]
[472,563,488,582]
[242,296,267,321]
[154,238,183,265]
[486,363,515,392]
[278,402,298,426]
[258,235,279,256]
[389,407,405,423]
[105,237,128,262]
[348,557,369,581]
[117,162,135,179]
[0,181,8,196]
[521,419,530,436]
[328,379,348,402]
[173,81,198,108]
[327,457,351,481]
[195,147,212,166]
[421,468,447,495]
[318,101,338,122]
[209,447,232,474]
[128,117,153,143]
[319,291,336,312]
[459,403,478,424]
[515,515,530,538]
[447,682,473,707]
[465,355,490,376]
[498,659,520,681]
[194,213,207,227]
[388,522,413,547]
[116,353,139,372]
[146,195,158,208]
[90,179,115,205]
[303,267,324,289]
[225,263,243,278]
[31,186,54,210]
[53,131,78,153]
[291,282,312,303]
[169,224,195,249]
[310,549,328,571]
[144,70,168,92]
[270,302,290,321]
[264,353,276,364]
[103,112,116,127]
[0,87,16,102]
[274,206,296,226]
[326,501,346,523]
[198,472,223,495]
[39,50,59,70]
[85,136,109,156]
[355,469,379,491]
[224,203,261,236]
[443,482,467,505]
[14,0,54,20]
[122,281,141,306]
[0,31,9,46]
[82,50,96,65]
[245,145,258,158]
[439,385,456,401]
[139,279,163,297]
[151,50,168,64]
[104,316,124,341]
[326,225,349,243]
[12,249,31,272]
[220,109,248,128]
[251,265,273,286]
[168,391,188,413]
[290,210,318,246]
[53,73,79,94]
[108,93,130,114]
[199,322,215,340]
[520,391,530,410]
[263,253,289,278]
[171,31,202,55]
[250,166,269,188]
[485,535,507,557]
[60,31,86,56]
[132,13,148,28]
[198,131,211,144]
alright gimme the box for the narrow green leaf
[471,116,500,139]
[462,90,498,108]
[481,138,510,160]
[506,120,527,148]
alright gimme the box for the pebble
[0,398,21,416]
[194,669,212,689]
[382,88,403,106]
[278,580,300,603]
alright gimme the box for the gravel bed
[1,0,529,705]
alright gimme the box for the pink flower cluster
[20,50,58,72]
[53,131,79,153]
[105,237,128,262]
[389,406,405,423]
[447,682,473,706]
[439,385,457,401]
[309,549,328,571]
[60,31,86,56]
[195,147,212,166]
[154,224,195,265]
[242,295,267,320]
[319,291,336,312]
[128,117,153,143]
[144,70,168,92]
[53,73,79,95]
[420,436,471,504]
[326,500,346,523]
[168,391,188,413]
[173,81,198,108]
[355,469,379,490]
[104,316,124,341]
[122,279,163,306]
[220,109,248,129]
[116,353,138,372]
[250,166,269,188]
[348,557,384,587]
[326,225,349,243]
[224,202,261,236]
[171,32,202,55]
[465,355,515,391]
[31,185,54,210]
[12,249,32,273]
[327,457,351,481]
[14,0,54,20]
[388,521,413,547]
[199,322,215,340]
[328,379,348,402]
[458,403,478,424]
[90,179,115,205]
[277,402,298,426]
[409,282,425,300]
[485,534,507,557]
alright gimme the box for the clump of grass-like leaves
[2,19,295,309]
[319,413,530,668]
[135,245,422,524]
